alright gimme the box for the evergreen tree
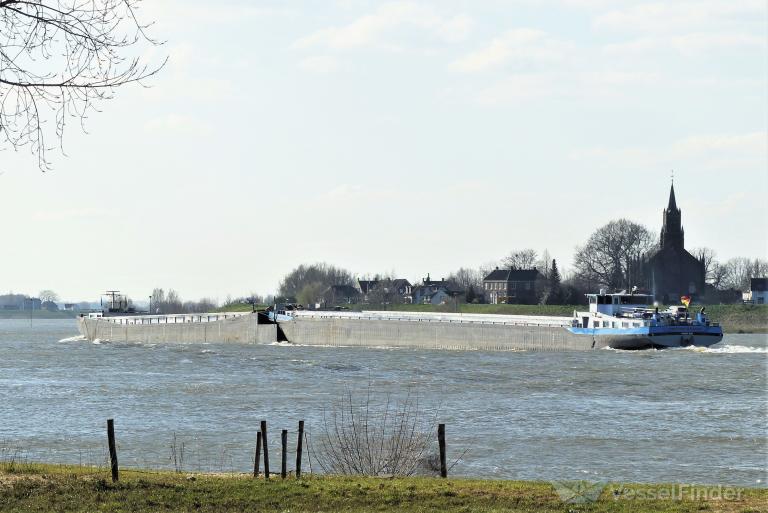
[466,285,476,304]
[549,259,563,304]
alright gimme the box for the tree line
[93,219,767,312]
[271,219,767,306]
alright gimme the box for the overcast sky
[1,0,766,302]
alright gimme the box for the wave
[702,345,767,354]
[602,344,767,354]
[58,335,86,343]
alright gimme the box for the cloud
[293,2,472,51]
[141,2,297,28]
[671,132,768,157]
[472,70,659,103]
[450,29,572,73]
[593,1,765,55]
[298,55,341,73]
[138,44,238,102]
[569,132,768,172]
[593,1,765,33]
[604,32,767,56]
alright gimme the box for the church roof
[667,183,678,211]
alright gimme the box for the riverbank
[1,465,764,513]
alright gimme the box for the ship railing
[96,312,249,325]
[291,310,573,327]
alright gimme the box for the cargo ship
[77,291,722,351]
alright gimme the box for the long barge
[76,292,723,351]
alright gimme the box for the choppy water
[1,319,766,486]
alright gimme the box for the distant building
[41,301,59,312]
[324,285,361,305]
[390,279,413,303]
[482,268,542,304]
[0,294,26,310]
[355,278,413,304]
[412,274,463,305]
[638,184,706,303]
[743,278,768,305]
[356,280,378,298]
[24,298,42,310]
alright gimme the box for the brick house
[482,268,543,304]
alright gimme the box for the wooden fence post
[253,431,262,478]
[438,423,447,478]
[295,420,304,479]
[107,418,119,482]
[261,420,270,479]
[281,429,288,479]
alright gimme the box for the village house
[411,274,464,305]
[743,278,768,305]
[323,284,361,305]
[355,278,413,304]
[482,268,542,304]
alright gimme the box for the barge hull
[77,314,277,344]
[77,312,722,351]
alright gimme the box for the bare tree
[1,0,165,169]
[722,257,768,291]
[573,219,656,291]
[536,249,552,279]
[503,249,538,270]
[297,281,325,307]
[709,262,728,290]
[312,385,440,477]
[447,267,482,291]
[183,298,217,313]
[691,247,719,285]
[278,263,354,299]
[37,289,58,302]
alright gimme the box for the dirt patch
[0,473,46,488]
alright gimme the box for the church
[639,184,706,303]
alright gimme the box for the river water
[0,319,765,486]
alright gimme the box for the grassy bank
[1,465,764,513]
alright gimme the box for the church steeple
[667,182,677,211]
[660,182,684,249]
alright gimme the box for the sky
[1,0,766,303]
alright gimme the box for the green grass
[1,464,765,513]
[691,304,768,333]
[215,303,269,313]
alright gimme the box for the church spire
[667,182,678,212]
[660,181,683,249]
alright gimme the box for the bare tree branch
[0,0,165,170]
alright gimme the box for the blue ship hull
[567,325,723,350]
